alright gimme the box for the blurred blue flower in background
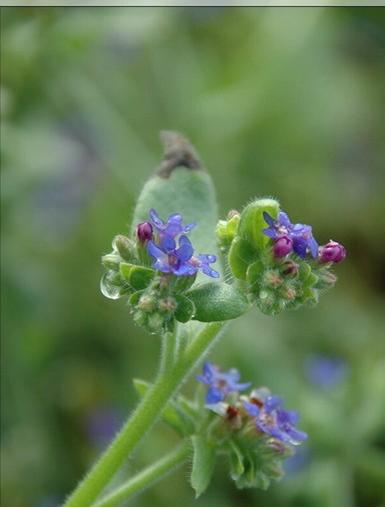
[305,354,348,389]
[85,406,124,449]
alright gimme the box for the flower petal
[175,235,194,262]
[149,208,164,229]
[243,401,260,417]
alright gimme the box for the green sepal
[120,263,155,290]
[129,266,155,290]
[171,273,197,293]
[129,290,144,306]
[190,435,216,498]
[119,262,134,281]
[246,259,265,289]
[237,198,280,251]
[228,237,256,280]
[228,441,245,481]
[133,379,195,436]
[175,295,196,323]
[186,282,249,322]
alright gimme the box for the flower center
[168,254,179,266]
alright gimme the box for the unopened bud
[159,297,177,313]
[138,295,156,312]
[136,222,153,244]
[281,260,299,278]
[263,270,283,288]
[273,236,293,258]
[227,209,240,220]
[113,235,136,261]
[319,241,346,264]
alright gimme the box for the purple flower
[243,389,307,446]
[146,209,219,278]
[319,241,346,264]
[197,362,251,404]
[263,211,318,259]
[305,354,347,389]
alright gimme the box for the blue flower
[149,208,195,238]
[305,354,347,389]
[147,235,197,276]
[197,362,251,404]
[147,209,219,278]
[243,388,307,446]
[263,211,318,259]
[197,254,220,278]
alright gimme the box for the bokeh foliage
[1,7,385,507]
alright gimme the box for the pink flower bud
[319,241,346,264]
[136,222,153,244]
[273,235,293,258]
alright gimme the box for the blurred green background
[1,6,385,507]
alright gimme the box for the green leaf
[131,132,222,280]
[190,436,216,498]
[133,379,195,436]
[119,262,134,281]
[175,295,196,323]
[186,282,249,322]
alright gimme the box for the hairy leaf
[190,436,216,498]
[186,282,249,322]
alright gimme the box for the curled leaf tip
[156,131,202,177]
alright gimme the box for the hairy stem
[94,440,191,507]
[159,328,177,376]
[64,321,225,507]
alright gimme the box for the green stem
[159,329,177,376]
[94,441,191,507]
[64,321,225,507]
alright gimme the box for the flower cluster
[144,209,219,278]
[218,199,347,316]
[101,209,222,333]
[263,211,346,263]
[198,363,307,446]
[196,362,307,489]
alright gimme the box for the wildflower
[146,209,219,278]
[243,389,307,446]
[197,362,251,404]
[147,235,197,276]
[319,241,346,264]
[136,222,153,243]
[263,212,318,259]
